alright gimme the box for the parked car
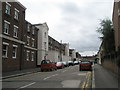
[79,60,81,63]
[79,60,92,71]
[62,61,69,67]
[89,60,95,65]
[41,59,57,72]
[73,61,79,65]
[56,62,64,69]
[68,60,74,66]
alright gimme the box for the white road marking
[17,82,36,89]
[62,80,81,88]
[78,73,86,76]
[43,74,58,80]
[43,76,51,80]
[51,74,58,77]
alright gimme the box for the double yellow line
[82,72,92,89]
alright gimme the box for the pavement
[93,64,119,89]
[2,67,41,79]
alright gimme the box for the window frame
[32,38,35,47]
[31,52,34,61]
[26,50,30,61]
[12,45,18,59]
[14,8,19,20]
[4,20,10,35]
[27,36,30,46]
[27,24,30,32]
[32,26,35,35]
[13,25,18,38]
[44,32,47,38]
[5,2,11,15]
[2,42,9,58]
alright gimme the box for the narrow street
[2,65,92,89]
[1,0,120,90]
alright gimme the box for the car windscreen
[41,60,50,64]
[56,62,62,64]
[81,61,90,64]
[63,62,66,64]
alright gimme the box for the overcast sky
[19,0,114,56]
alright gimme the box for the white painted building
[62,43,71,61]
[64,43,69,56]
[34,23,49,65]
[72,49,76,59]
[47,50,61,62]
[47,43,70,62]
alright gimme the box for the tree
[97,18,115,55]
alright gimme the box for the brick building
[22,21,38,69]
[1,2,39,72]
[1,2,26,72]
[112,1,120,52]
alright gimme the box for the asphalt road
[2,65,92,89]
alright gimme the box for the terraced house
[0,1,80,72]
[1,2,39,72]
[1,2,26,72]
[22,21,38,69]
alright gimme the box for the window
[5,2,11,15]
[27,36,30,45]
[26,51,30,61]
[2,42,9,58]
[44,32,47,38]
[32,26,35,35]
[4,20,10,34]
[32,38,35,47]
[31,52,34,61]
[27,24,30,32]
[14,8,19,20]
[13,25,18,38]
[44,42,46,49]
[12,45,17,58]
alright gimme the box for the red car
[56,62,64,69]
[41,60,57,72]
[79,60,92,71]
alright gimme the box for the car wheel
[41,69,44,72]
[79,68,81,71]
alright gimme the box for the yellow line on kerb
[81,72,91,89]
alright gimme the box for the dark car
[68,60,74,66]
[56,62,64,69]
[41,59,57,72]
[63,61,69,67]
[73,61,79,65]
[79,60,92,71]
